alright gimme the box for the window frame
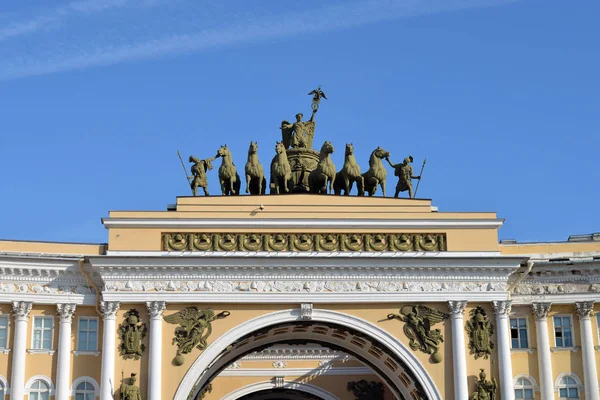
[24,375,54,398]
[555,373,583,400]
[76,316,99,352]
[513,374,538,399]
[510,317,530,350]
[0,315,9,351]
[70,377,100,400]
[552,314,576,349]
[0,374,9,398]
[31,316,54,351]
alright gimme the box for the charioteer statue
[386,155,421,199]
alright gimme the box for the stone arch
[222,381,339,400]
[174,308,441,400]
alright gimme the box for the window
[74,381,95,400]
[514,377,534,399]
[29,380,50,400]
[32,317,53,350]
[510,318,529,349]
[0,316,8,349]
[77,317,98,351]
[597,314,600,342]
[0,379,5,400]
[558,376,579,399]
[554,316,573,347]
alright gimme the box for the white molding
[102,217,504,230]
[70,376,100,397]
[513,374,540,393]
[73,351,101,356]
[0,374,9,394]
[101,291,510,303]
[25,375,55,395]
[0,348,10,355]
[27,349,56,355]
[512,293,600,305]
[174,308,442,400]
[221,381,340,400]
[554,372,584,393]
[219,366,374,377]
[510,348,535,354]
[0,293,91,305]
[550,346,579,353]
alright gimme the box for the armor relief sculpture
[470,369,497,400]
[164,307,230,366]
[119,309,147,360]
[466,306,494,360]
[387,305,449,363]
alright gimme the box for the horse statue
[270,141,292,194]
[308,141,336,194]
[244,141,266,195]
[361,146,390,197]
[216,145,241,196]
[333,143,364,196]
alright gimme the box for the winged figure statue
[164,307,230,365]
[387,305,449,363]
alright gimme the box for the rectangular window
[77,317,98,351]
[510,317,529,349]
[0,315,8,348]
[554,315,574,348]
[32,317,53,350]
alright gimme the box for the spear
[177,150,193,193]
[413,158,427,198]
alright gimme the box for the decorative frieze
[104,280,507,293]
[56,304,77,323]
[0,283,93,295]
[162,232,447,252]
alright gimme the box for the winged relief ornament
[387,305,449,363]
[164,307,230,366]
[465,306,494,359]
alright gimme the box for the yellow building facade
[0,195,598,400]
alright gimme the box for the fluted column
[56,304,77,400]
[147,301,166,400]
[10,301,33,400]
[100,301,120,400]
[492,300,514,400]
[575,301,599,399]
[448,301,468,400]
[531,303,553,400]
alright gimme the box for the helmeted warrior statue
[120,373,142,400]
[470,369,497,400]
[188,155,215,196]
[386,155,421,198]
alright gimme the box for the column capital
[100,301,120,319]
[574,301,594,320]
[146,301,166,319]
[531,302,552,320]
[12,301,33,321]
[56,304,77,323]
[448,300,468,316]
[492,300,512,317]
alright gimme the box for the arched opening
[175,309,440,400]
[222,381,338,400]
[238,389,323,400]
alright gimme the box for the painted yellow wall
[0,240,105,255]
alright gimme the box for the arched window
[557,376,580,399]
[29,380,50,400]
[514,377,535,399]
[74,381,96,400]
[0,379,5,400]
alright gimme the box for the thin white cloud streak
[0,0,146,41]
[0,0,521,80]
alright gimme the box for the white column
[10,301,32,400]
[147,301,166,400]
[448,301,469,400]
[100,301,120,400]
[55,304,76,400]
[575,301,599,400]
[531,303,554,400]
[493,300,514,400]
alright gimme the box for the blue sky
[0,0,598,244]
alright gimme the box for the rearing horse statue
[333,143,364,196]
[270,141,292,194]
[361,146,390,197]
[308,141,336,194]
[245,141,266,195]
[216,145,241,196]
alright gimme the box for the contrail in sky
[0,0,521,80]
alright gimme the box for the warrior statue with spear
[177,150,216,196]
[386,155,426,199]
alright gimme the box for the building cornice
[101,217,504,230]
